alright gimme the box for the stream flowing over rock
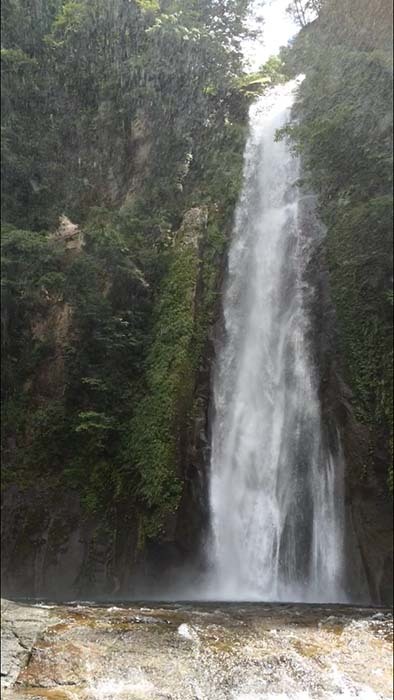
[1,599,393,700]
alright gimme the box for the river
[1,598,392,699]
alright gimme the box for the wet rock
[305,234,393,606]
[1,600,392,700]
[175,207,208,249]
[50,216,84,252]
[1,600,61,689]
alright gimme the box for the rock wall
[2,200,392,605]
[305,204,393,606]
[1,484,134,599]
[1,207,226,600]
[1,201,392,605]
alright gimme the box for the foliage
[281,0,393,490]
[124,241,201,539]
[286,0,322,27]
[116,209,229,542]
[1,221,150,508]
[1,0,252,533]
[235,56,288,100]
[1,0,253,230]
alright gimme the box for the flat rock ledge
[1,598,393,699]
[1,598,62,690]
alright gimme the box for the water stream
[207,81,345,602]
[2,599,392,699]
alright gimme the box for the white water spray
[207,81,345,602]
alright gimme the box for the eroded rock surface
[1,599,393,699]
[1,599,61,689]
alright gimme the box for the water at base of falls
[3,599,392,699]
[206,80,346,603]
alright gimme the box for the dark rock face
[1,486,115,599]
[0,208,224,601]
[1,483,149,600]
[305,221,393,606]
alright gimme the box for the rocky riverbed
[1,599,393,699]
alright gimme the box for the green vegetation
[125,217,203,540]
[121,213,229,541]
[1,0,254,535]
[2,0,391,562]
[282,0,393,491]
[1,0,252,229]
[1,221,149,507]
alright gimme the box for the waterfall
[207,80,345,603]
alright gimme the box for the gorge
[1,1,393,695]
[1,0,392,606]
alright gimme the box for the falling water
[207,80,345,602]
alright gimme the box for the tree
[286,0,322,26]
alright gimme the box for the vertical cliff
[1,206,230,597]
[1,0,392,604]
[283,0,393,604]
[1,0,252,597]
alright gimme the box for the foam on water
[86,675,155,699]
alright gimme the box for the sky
[244,0,299,70]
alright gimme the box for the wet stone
[1,600,393,699]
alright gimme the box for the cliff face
[2,0,392,604]
[2,199,392,604]
[1,206,228,599]
[282,0,393,605]
[306,217,393,606]
[1,0,252,597]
